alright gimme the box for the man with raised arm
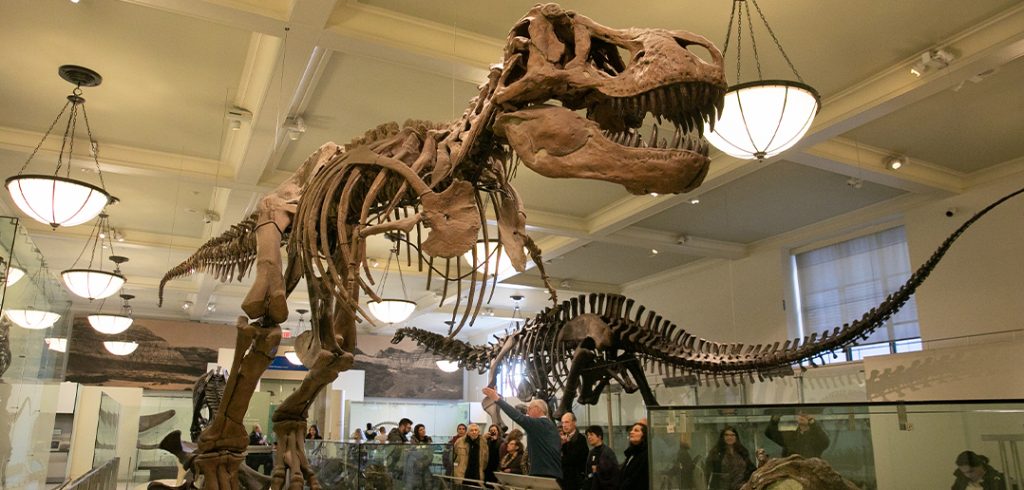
[483,387,562,481]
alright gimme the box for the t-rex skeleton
[391,185,1024,427]
[156,4,726,489]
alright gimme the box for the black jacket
[561,431,589,490]
[764,419,829,457]
[618,443,649,490]
[951,465,1007,490]
[587,444,618,490]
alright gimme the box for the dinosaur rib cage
[395,183,1024,389]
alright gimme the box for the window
[793,226,920,362]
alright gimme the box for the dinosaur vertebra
[393,185,1024,422]
[158,4,726,489]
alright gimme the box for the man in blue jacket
[483,386,562,481]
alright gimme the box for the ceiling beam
[791,138,964,195]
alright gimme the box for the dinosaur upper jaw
[494,97,713,195]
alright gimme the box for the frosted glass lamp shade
[284,351,303,366]
[5,266,26,286]
[103,341,138,356]
[4,309,61,329]
[45,337,68,352]
[61,269,125,299]
[5,175,111,228]
[88,314,133,334]
[705,80,820,160]
[368,299,416,324]
[463,240,520,277]
[436,360,460,373]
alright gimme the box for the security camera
[945,208,957,218]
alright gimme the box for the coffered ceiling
[1,0,1022,342]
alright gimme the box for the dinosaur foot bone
[197,415,248,454]
[271,420,320,490]
[191,450,245,490]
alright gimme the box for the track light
[226,107,252,131]
[885,156,906,171]
[910,49,955,77]
[285,116,306,141]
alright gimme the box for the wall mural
[355,333,462,399]
[65,317,236,390]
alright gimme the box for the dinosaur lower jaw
[495,105,710,194]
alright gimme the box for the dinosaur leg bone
[241,196,296,323]
[270,301,356,490]
[193,317,280,490]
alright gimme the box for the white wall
[624,170,1024,357]
[902,173,1024,342]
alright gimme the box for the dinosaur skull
[492,4,726,195]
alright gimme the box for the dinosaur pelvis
[420,180,481,258]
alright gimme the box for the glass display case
[648,400,1024,490]
[0,216,74,488]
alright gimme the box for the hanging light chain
[743,1,762,80]
[749,0,805,83]
[722,0,807,84]
[79,97,108,190]
[18,100,74,175]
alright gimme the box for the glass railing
[133,439,452,489]
[648,400,1024,490]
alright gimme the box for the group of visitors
[348,418,434,444]
[243,422,323,475]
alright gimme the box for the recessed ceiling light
[885,156,905,171]
[650,249,659,255]
[688,198,700,205]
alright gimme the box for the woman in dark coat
[619,423,649,490]
[952,450,1007,490]
[705,426,755,490]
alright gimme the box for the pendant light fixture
[103,340,138,356]
[284,309,308,366]
[45,337,68,353]
[704,0,821,161]
[367,235,416,324]
[436,360,460,373]
[88,293,134,334]
[436,319,460,372]
[1,257,26,286]
[6,65,116,228]
[4,261,63,330]
[462,239,517,277]
[61,213,127,300]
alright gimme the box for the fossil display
[739,455,860,490]
[190,367,226,443]
[395,185,1024,421]
[156,4,727,489]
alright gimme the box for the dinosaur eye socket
[676,38,714,64]
[633,50,646,61]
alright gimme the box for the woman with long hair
[411,423,432,443]
[705,426,755,490]
[619,423,649,489]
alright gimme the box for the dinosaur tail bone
[158,211,262,307]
